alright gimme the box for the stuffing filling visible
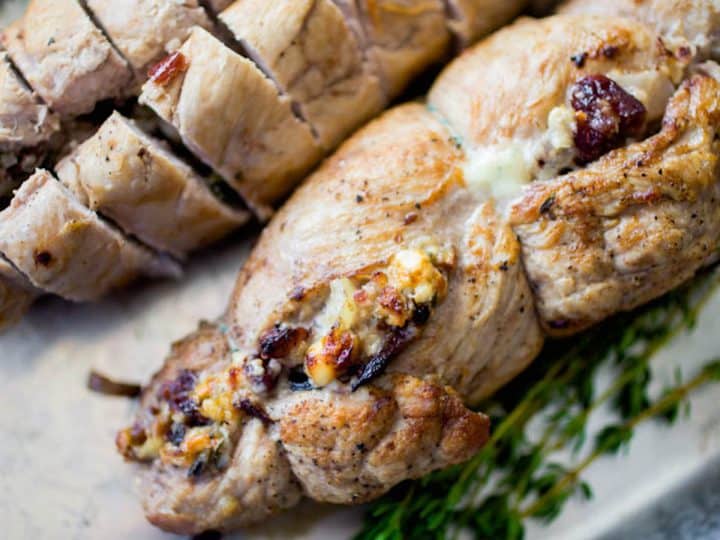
[282,245,452,389]
[461,71,673,201]
[117,365,268,477]
[118,246,452,475]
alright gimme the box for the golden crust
[280,374,489,504]
[510,70,720,334]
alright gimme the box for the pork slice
[333,0,450,97]
[56,111,249,259]
[220,0,385,150]
[140,27,322,219]
[1,0,133,116]
[0,256,38,330]
[509,69,720,335]
[0,169,181,302]
[0,51,61,198]
[85,0,212,77]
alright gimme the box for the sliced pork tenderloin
[55,111,249,259]
[119,13,720,535]
[1,0,133,116]
[140,27,322,219]
[220,0,385,150]
[0,169,180,302]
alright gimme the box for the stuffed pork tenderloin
[116,11,720,534]
[0,0,529,329]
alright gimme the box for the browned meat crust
[119,9,720,534]
[125,322,488,535]
[510,70,720,334]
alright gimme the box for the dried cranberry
[411,303,431,325]
[158,370,195,407]
[571,74,646,164]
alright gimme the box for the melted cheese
[386,249,445,304]
[462,143,533,200]
[304,247,449,387]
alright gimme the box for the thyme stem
[520,361,720,518]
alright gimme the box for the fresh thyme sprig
[354,270,720,540]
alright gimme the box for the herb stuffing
[355,269,720,540]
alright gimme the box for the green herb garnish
[355,269,720,540]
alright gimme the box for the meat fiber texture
[122,8,720,535]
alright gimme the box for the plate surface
[2,1,720,538]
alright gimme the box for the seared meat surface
[428,14,686,187]
[121,322,488,535]
[140,27,322,219]
[511,71,720,334]
[120,9,720,534]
